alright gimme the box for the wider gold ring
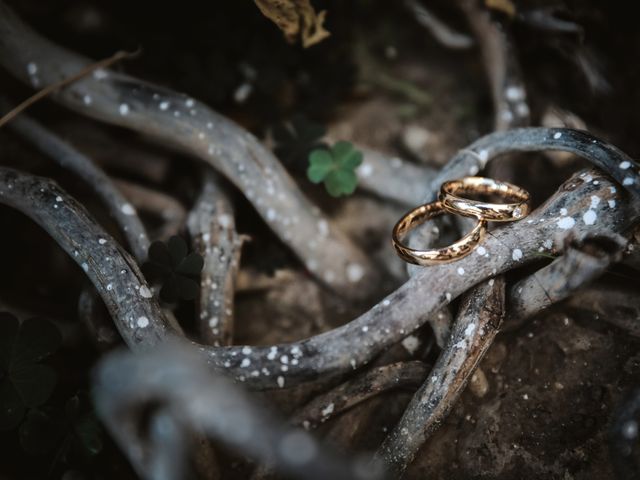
[392,201,487,266]
[439,176,530,222]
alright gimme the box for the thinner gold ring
[391,201,487,266]
[439,176,530,222]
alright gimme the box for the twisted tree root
[187,170,243,346]
[0,2,378,299]
[405,0,474,50]
[376,278,506,476]
[93,343,385,480]
[456,0,530,130]
[114,179,187,241]
[421,127,640,203]
[290,361,429,431]
[1,164,634,392]
[5,112,149,259]
[508,233,627,324]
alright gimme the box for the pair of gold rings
[392,177,530,266]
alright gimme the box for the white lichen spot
[590,195,601,209]
[93,69,108,80]
[106,283,113,291]
[557,217,576,230]
[119,103,130,116]
[620,161,631,170]
[583,210,597,225]
[347,263,365,283]
[209,317,219,327]
[121,203,135,215]
[361,326,369,332]
[98,238,107,245]
[608,199,616,208]
[317,220,329,237]
[139,286,153,298]
[488,279,495,287]
[350,358,357,369]
[277,376,285,388]
[553,132,562,139]
[240,358,251,368]
[457,267,465,276]
[219,214,232,228]
[267,346,278,360]
[560,208,568,215]
[266,208,277,221]
[242,346,252,355]
[137,316,149,328]
[81,262,89,272]
[512,249,523,261]
[464,323,476,336]
[623,177,634,186]
[83,95,92,106]
[445,292,452,302]
[477,246,487,256]
[478,149,489,166]
[401,335,420,355]
[359,163,374,177]
[159,101,170,110]
[27,62,38,75]
[505,86,524,101]
[543,239,553,249]
[185,98,195,108]
[321,403,335,417]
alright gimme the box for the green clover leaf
[0,313,61,431]
[307,141,363,197]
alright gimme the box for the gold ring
[392,201,487,265]
[439,176,530,222]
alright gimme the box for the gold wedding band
[392,201,487,266]
[439,177,530,222]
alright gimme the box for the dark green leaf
[175,276,200,301]
[0,381,25,430]
[147,241,171,267]
[74,414,103,456]
[0,312,19,371]
[160,276,181,303]
[12,317,61,368]
[19,408,65,454]
[168,236,188,269]
[11,364,57,407]
[176,253,204,277]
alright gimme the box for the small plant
[307,141,363,197]
[142,236,204,303]
[0,312,61,430]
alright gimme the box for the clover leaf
[307,141,363,197]
[142,236,204,303]
[0,313,61,431]
[273,114,327,168]
[19,393,103,457]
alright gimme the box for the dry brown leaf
[485,0,516,17]
[254,0,330,48]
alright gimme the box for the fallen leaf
[254,0,330,47]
